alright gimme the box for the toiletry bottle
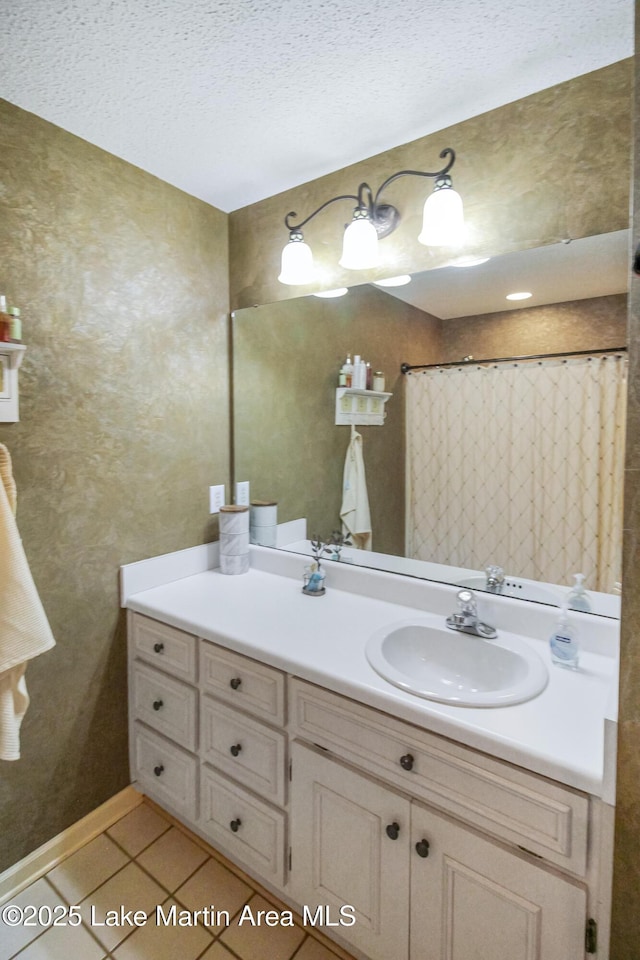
[340,354,353,387]
[365,361,373,390]
[567,573,591,613]
[373,370,385,391]
[8,307,21,342]
[0,295,10,343]
[549,605,579,669]
[353,355,362,388]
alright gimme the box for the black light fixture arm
[283,148,457,238]
[373,147,456,207]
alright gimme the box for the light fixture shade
[339,215,379,269]
[278,234,315,284]
[418,183,464,247]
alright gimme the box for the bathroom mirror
[232,230,629,617]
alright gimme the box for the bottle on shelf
[373,371,385,391]
[0,295,10,343]
[8,307,21,342]
[365,361,373,390]
[340,354,353,387]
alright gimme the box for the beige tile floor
[1,800,356,960]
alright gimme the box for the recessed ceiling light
[373,275,412,287]
[449,256,490,268]
[313,288,349,298]
[506,291,533,301]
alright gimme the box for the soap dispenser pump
[567,573,591,613]
[549,604,580,670]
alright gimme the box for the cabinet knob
[415,838,430,858]
[230,743,242,757]
[230,677,242,690]
[153,642,164,654]
[400,753,415,771]
[385,822,400,840]
[152,699,163,711]
[230,818,242,833]
[153,764,164,777]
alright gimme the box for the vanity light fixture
[506,291,533,301]
[278,148,464,285]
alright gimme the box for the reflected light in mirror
[506,291,533,300]
[313,288,349,298]
[450,256,491,268]
[374,275,412,287]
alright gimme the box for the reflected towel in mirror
[340,426,372,550]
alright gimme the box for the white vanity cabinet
[289,742,587,960]
[128,611,607,960]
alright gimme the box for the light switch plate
[235,480,250,506]
[209,484,226,514]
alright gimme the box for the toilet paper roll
[219,505,250,535]
[220,552,250,575]
[250,501,278,527]
[250,524,277,547]
[220,531,250,556]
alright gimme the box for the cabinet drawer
[200,641,285,725]
[290,679,589,877]
[133,723,198,821]
[201,696,286,805]
[132,661,197,751]
[200,764,286,884]
[131,613,197,683]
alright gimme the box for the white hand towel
[0,444,55,760]
[340,429,372,551]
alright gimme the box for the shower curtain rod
[400,345,627,375]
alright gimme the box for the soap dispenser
[549,605,579,669]
[567,573,591,613]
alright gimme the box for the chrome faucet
[485,564,505,593]
[446,589,497,638]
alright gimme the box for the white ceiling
[0,0,633,212]
[383,231,630,319]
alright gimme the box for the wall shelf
[0,343,27,422]
[335,387,392,426]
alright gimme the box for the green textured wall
[0,100,230,869]
[229,60,632,311]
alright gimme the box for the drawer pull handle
[400,753,415,771]
[415,839,430,858]
[230,743,242,757]
[153,764,164,777]
[152,699,164,711]
[230,818,242,833]
[153,642,164,654]
[385,822,400,840]
[230,677,242,690]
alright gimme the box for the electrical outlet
[235,480,250,506]
[209,484,226,514]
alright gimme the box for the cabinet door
[410,801,587,960]
[289,742,410,960]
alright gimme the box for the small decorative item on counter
[0,295,10,343]
[250,499,278,547]
[8,307,21,342]
[219,505,250,575]
[373,371,385,391]
[302,561,326,596]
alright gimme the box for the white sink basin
[366,618,548,707]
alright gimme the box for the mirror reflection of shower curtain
[405,355,626,592]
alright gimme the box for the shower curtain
[406,355,626,592]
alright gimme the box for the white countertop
[123,545,619,799]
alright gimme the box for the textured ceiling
[0,0,633,212]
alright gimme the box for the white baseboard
[0,785,144,904]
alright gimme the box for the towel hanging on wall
[0,444,55,761]
[340,426,372,550]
